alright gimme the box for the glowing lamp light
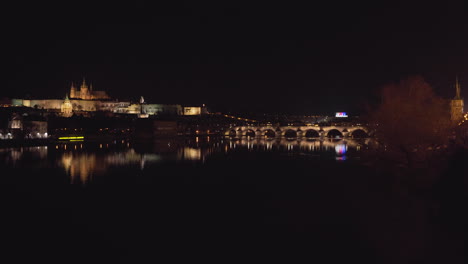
[335,112,348,117]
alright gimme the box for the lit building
[184,107,201,115]
[142,104,182,115]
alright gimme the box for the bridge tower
[451,76,464,122]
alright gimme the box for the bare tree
[369,76,452,167]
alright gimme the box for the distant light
[335,112,348,118]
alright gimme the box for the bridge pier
[297,130,304,138]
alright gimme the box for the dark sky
[3,0,468,115]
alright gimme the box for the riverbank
[0,138,52,148]
[0,135,133,148]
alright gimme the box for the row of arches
[227,128,369,138]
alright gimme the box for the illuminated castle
[10,78,204,117]
[70,78,110,100]
[450,76,464,122]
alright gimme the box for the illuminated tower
[61,94,73,117]
[80,78,89,99]
[450,76,464,122]
[70,82,77,99]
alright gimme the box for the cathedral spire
[70,82,76,98]
[455,75,462,100]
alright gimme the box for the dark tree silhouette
[370,76,452,167]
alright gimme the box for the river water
[0,137,464,263]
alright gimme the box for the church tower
[80,78,89,99]
[70,82,77,99]
[450,76,464,122]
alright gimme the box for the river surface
[0,137,464,263]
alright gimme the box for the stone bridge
[224,125,371,138]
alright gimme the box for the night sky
[3,0,468,115]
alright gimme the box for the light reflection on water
[0,138,374,183]
[0,146,48,165]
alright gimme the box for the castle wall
[22,99,64,110]
[70,100,99,111]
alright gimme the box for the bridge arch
[350,129,368,138]
[245,129,256,137]
[263,129,276,138]
[284,129,298,138]
[304,129,320,138]
[327,129,343,138]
